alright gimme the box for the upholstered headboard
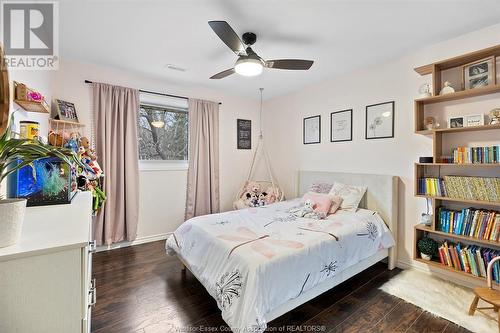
[297,170,398,268]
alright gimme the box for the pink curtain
[92,82,140,245]
[185,99,220,220]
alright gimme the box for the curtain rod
[84,80,222,105]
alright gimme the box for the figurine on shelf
[489,108,500,125]
[64,132,79,154]
[439,81,455,95]
[418,83,432,98]
[424,116,440,130]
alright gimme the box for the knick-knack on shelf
[489,108,500,125]
[439,81,455,95]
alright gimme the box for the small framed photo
[465,114,484,127]
[448,116,464,128]
[365,101,394,139]
[330,109,352,142]
[53,99,79,122]
[303,115,321,144]
[463,57,496,90]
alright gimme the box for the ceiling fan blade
[266,59,314,70]
[210,68,235,79]
[208,21,246,56]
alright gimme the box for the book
[437,207,499,241]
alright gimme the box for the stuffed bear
[289,199,325,219]
[289,199,315,217]
[257,192,268,206]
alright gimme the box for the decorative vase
[0,198,27,248]
[420,253,432,261]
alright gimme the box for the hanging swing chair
[233,88,285,210]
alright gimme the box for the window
[137,102,188,162]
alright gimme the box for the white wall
[263,23,500,287]
[10,61,260,239]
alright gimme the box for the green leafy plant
[0,114,82,198]
[417,237,438,257]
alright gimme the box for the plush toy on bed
[289,199,325,219]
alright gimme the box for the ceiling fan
[208,21,314,79]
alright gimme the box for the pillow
[328,195,343,214]
[328,182,367,212]
[308,182,333,194]
[302,192,333,215]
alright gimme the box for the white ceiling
[59,0,500,100]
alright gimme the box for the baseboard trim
[96,232,173,252]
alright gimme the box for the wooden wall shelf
[48,119,85,127]
[416,162,500,167]
[416,123,500,135]
[414,257,498,285]
[413,45,500,284]
[414,226,500,285]
[14,100,49,114]
[415,194,500,207]
[415,84,500,105]
[416,225,500,248]
[414,44,500,75]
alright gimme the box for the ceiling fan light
[235,58,263,77]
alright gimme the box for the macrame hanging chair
[233,88,285,210]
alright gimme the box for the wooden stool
[469,256,500,331]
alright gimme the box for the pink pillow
[302,192,333,215]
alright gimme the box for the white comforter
[166,199,395,332]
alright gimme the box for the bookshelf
[413,45,500,285]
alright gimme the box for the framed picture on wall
[237,119,251,149]
[303,115,321,144]
[365,101,394,139]
[330,109,352,142]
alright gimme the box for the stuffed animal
[289,199,315,217]
[246,181,262,196]
[257,192,268,206]
[64,132,79,153]
[78,136,103,179]
[265,186,277,204]
[289,199,325,219]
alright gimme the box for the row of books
[417,176,500,202]
[437,241,500,282]
[451,146,500,164]
[417,178,446,197]
[437,207,500,241]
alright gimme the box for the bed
[166,171,398,332]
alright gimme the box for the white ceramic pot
[0,199,27,248]
[420,253,432,261]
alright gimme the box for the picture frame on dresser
[330,109,352,142]
[303,115,321,144]
[365,101,394,139]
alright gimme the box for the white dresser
[0,191,95,333]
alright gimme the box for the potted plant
[0,113,81,247]
[417,236,438,261]
[0,44,81,248]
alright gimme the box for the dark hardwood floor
[92,241,471,333]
